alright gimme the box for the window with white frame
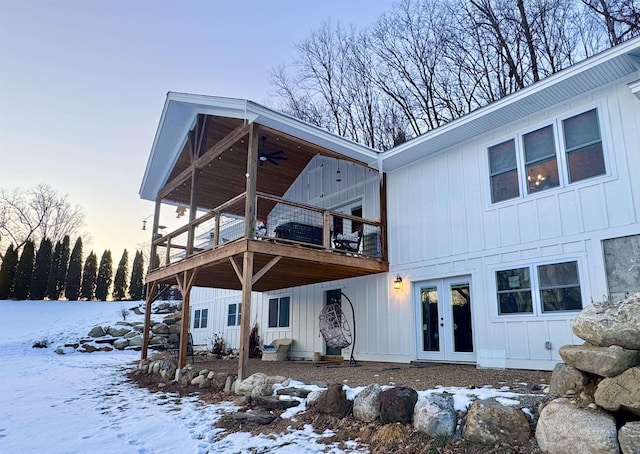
[227,302,241,326]
[194,308,208,329]
[268,296,290,328]
[496,261,583,315]
[488,108,605,204]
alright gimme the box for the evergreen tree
[129,250,145,301]
[0,244,19,299]
[55,235,71,298]
[95,250,112,301]
[30,238,52,300]
[45,240,62,299]
[13,240,35,300]
[80,251,97,301]
[113,249,129,301]
[64,237,83,300]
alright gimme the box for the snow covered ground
[0,301,529,453]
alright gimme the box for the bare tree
[581,0,640,45]
[0,184,85,258]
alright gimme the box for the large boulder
[127,335,143,347]
[413,394,456,437]
[535,398,619,453]
[572,295,640,350]
[559,344,640,377]
[113,339,129,350]
[151,323,170,335]
[353,384,382,423]
[314,383,352,418]
[549,363,589,396]
[619,421,640,454]
[107,326,131,337]
[237,373,267,396]
[379,387,418,424]
[594,367,640,415]
[251,384,274,398]
[88,325,106,337]
[463,398,530,445]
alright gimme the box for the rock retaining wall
[538,293,640,454]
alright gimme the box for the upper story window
[523,125,560,193]
[562,109,605,183]
[488,108,605,205]
[194,308,208,329]
[489,139,519,203]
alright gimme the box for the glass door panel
[421,287,440,352]
[450,283,473,353]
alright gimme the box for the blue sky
[0,0,394,260]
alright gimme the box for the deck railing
[150,192,385,270]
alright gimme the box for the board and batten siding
[385,80,640,369]
[189,287,263,350]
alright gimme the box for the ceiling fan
[259,136,287,166]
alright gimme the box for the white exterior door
[415,276,475,363]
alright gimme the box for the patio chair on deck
[333,224,363,253]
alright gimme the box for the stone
[224,376,236,394]
[198,369,209,376]
[310,380,328,388]
[191,375,205,386]
[127,335,143,347]
[463,398,530,445]
[152,362,161,374]
[169,324,181,334]
[594,367,640,415]
[113,339,129,350]
[549,363,589,396]
[231,410,276,425]
[124,331,139,339]
[107,326,131,337]
[379,387,418,425]
[88,325,106,337]
[237,373,267,395]
[559,344,640,377]
[151,323,170,335]
[306,390,324,408]
[251,384,274,398]
[54,348,64,355]
[266,375,288,385]
[413,394,456,437]
[619,421,640,454]
[536,398,619,453]
[314,383,352,418]
[149,336,165,345]
[572,295,640,350]
[208,373,227,391]
[199,378,211,389]
[80,344,98,353]
[252,395,300,410]
[276,387,311,398]
[353,384,382,423]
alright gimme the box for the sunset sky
[0,0,394,260]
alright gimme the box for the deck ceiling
[146,240,388,292]
[160,116,370,212]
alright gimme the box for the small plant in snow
[32,339,49,348]
[120,306,130,321]
[211,333,225,355]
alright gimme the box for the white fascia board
[382,37,640,170]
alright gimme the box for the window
[488,108,606,204]
[489,139,519,203]
[563,109,605,183]
[268,296,290,328]
[496,261,583,315]
[194,308,208,329]
[496,267,532,314]
[227,302,241,326]
[538,262,582,312]
[523,125,559,193]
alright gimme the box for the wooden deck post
[237,251,254,382]
[140,282,155,361]
[175,269,198,374]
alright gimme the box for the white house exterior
[178,38,640,371]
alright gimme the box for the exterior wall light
[393,274,403,290]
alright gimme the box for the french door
[415,276,475,362]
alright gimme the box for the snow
[0,300,532,453]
